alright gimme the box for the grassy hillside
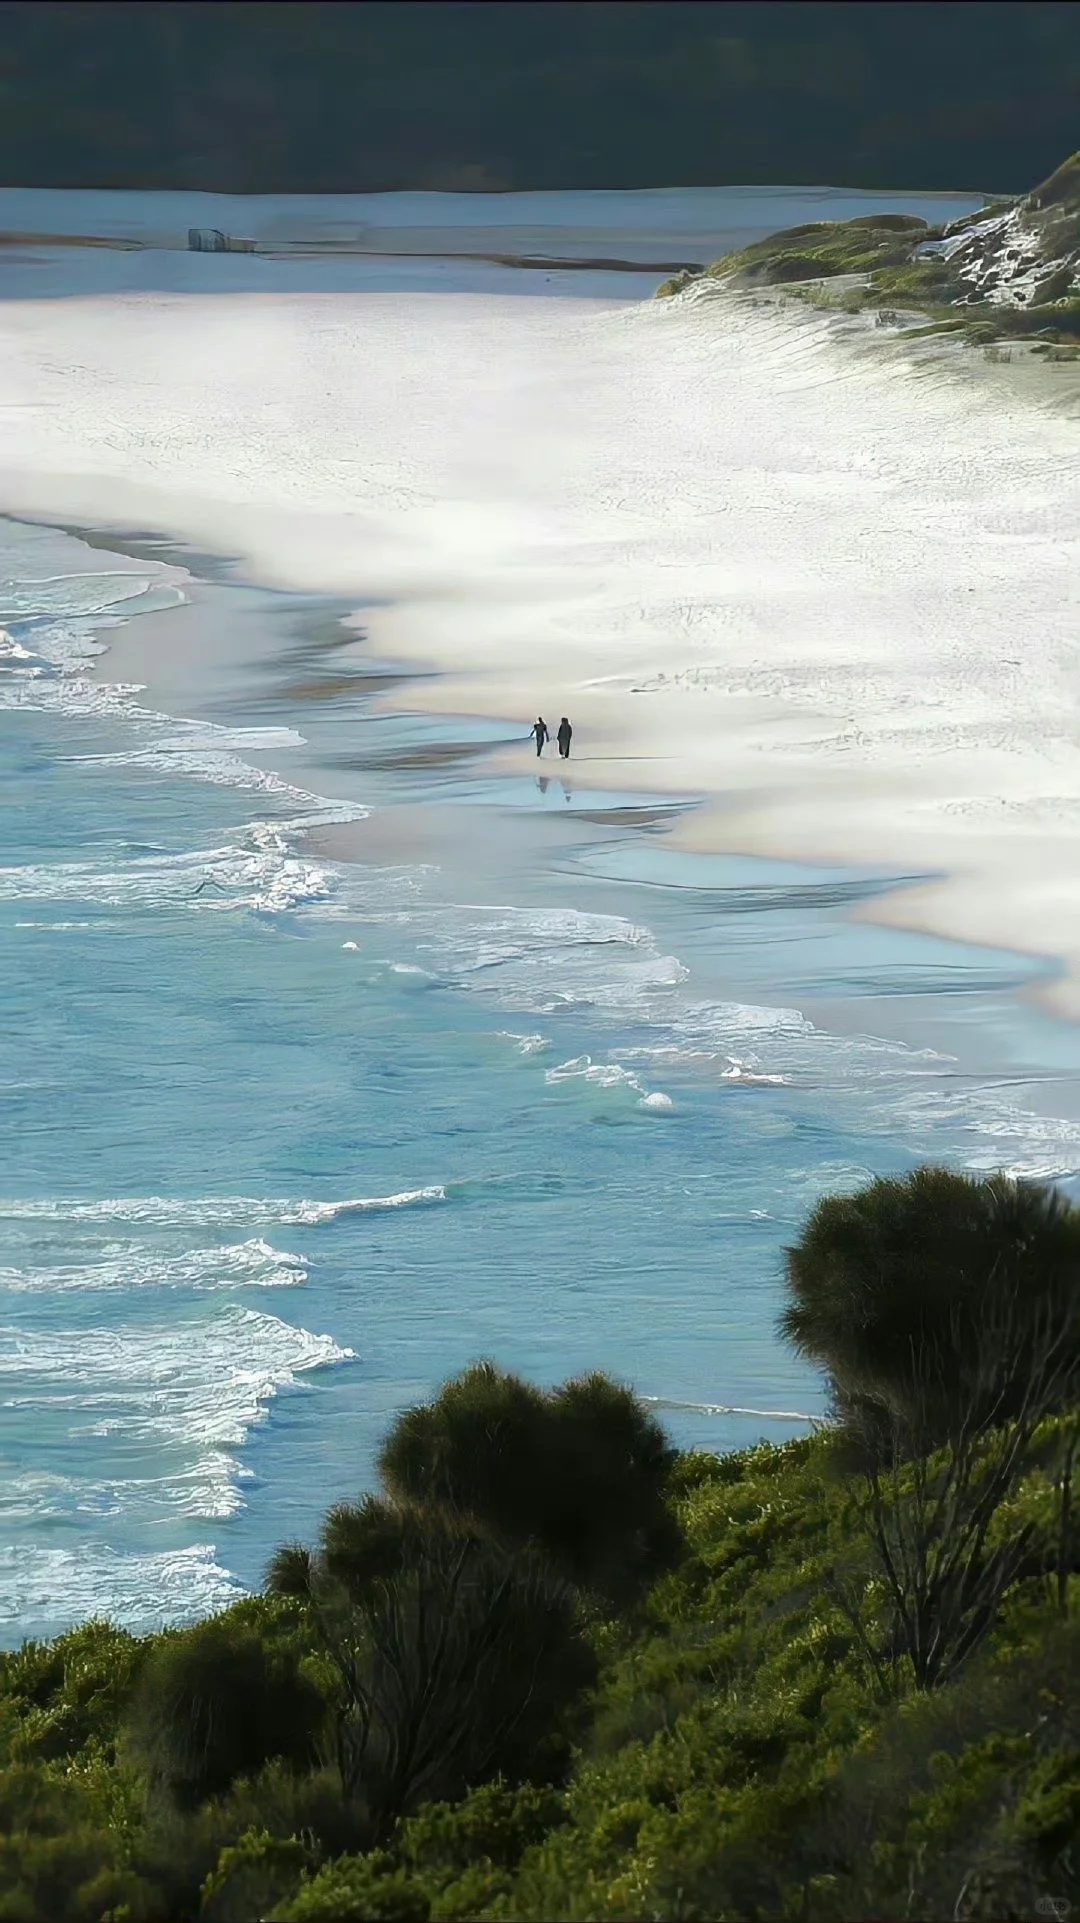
[1,1431,1076,1920]
[659,151,1080,358]
[2,1169,1078,1921]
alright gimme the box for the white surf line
[0,1187,448,1226]
[644,1395,817,1424]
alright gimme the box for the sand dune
[2,187,1079,1004]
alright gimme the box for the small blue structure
[188,229,257,254]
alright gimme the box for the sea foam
[0,1541,245,1636]
[0,1306,354,1526]
[0,1188,447,1227]
[0,1237,308,1295]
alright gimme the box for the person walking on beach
[557,716,573,760]
[531,716,550,756]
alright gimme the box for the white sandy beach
[2,186,1080,1004]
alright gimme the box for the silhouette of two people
[531,715,573,759]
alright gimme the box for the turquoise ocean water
[4,514,1080,1645]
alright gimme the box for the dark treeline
[0,1,1078,196]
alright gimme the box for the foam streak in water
[0,1307,354,1524]
[645,1395,816,1424]
[0,1542,244,1635]
[3,836,337,917]
[0,1188,448,1228]
[0,1238,307,1295]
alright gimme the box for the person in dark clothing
[531,716,549,756]
[557,716,573,759]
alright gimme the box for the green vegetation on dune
[659,150,1080,360]
[1,1166,1078,1921]
[660,210,938,295]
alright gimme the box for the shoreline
[30,506,1080,1161]
[9,463,1080,1035]
[0,190,1077,1022]
[0,234,706,275]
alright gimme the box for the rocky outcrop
[926,153,1079,307]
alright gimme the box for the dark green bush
[2,1184,1078,1923]
[847,212,930,233]
[268,1850,431,1922]
[0,1621,143,1765]
[781,1167,1080,1444]
[0,1763,134,1922]
[268,1496,416,1604]
[377,1362,547,1525]
[321,1528,597,1836]
[378,1362,682,1604]
[397,1779,567,1878]
[126,1609,325,1810]
[124,1762,367,1923]
[199,1825,311,1922]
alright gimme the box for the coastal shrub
[122,1760,370,1923]
[829,1444,1041,1692]
[199,1825,311,1922]
[546,1372,683,1600]
[655,267,702,298]
[994,297,1080,337]
[321,1495,414,1593]
[806,1617,1080,1917]
[302,1783,571,1922]
[846,213,931,233]
[267,1851,431,1922]
[784,1171,1080,1686]
[781,1167,1080,1446]
[0,1762,138,1922]
[310,1526,596,1837]
[684,196,1079,349]
[868,259,956,304]
[499,1446,1080,1923]
[377,1362,682,1603]
[704,214,936,292]
[397,1779,567,1880]
[767,251,840,283]
[214,1760,369,1861]
[3,1291,1079,1921]
[125,1609,325,1810]
[0,1620,143,1765]
[264,1395,613,1835]
[267,1495,418,1604]
[377,1361,548,1523]
[1037,264,1075,303]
